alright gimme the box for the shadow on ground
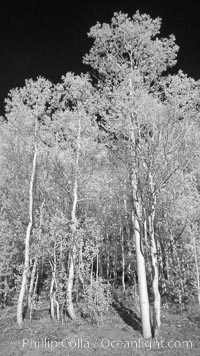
[112,295,142,333]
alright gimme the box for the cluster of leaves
[81,277,112,324]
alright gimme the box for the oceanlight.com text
[22,336,193,352]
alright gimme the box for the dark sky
[0,0,200,115]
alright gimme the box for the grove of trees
[0,11,200,339]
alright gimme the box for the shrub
[81,277,111,324]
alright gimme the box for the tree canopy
[0,11,200,339]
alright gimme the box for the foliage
[0,10,199,332]
[81,277,112,324]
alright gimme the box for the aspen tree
[17,118,38,327]
[83,11,179,338]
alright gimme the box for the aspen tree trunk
[131,171,152,339]
[193,232,200,306]
[28,199,45,312]
[149,172,161,337]
[29,271,39,324]
[96,253,99,280]
[177,255,184,307]
[120,221,125,293]
[123,191,132,285]
[122,232,125,293]
[90,259,93,287]
[128,76,151,338]
[76,239,84,303]
[28,259,37,310]
[113,246,117,285]
[50,273,55,320]
[159,238,168,296]
[66,252,76,319]
[66,116,81,320]
[78,239,84,286]
[98,255,103,278]
[106,230,110,279]
[143,207,153,285]
[50,244,60,320]
[17,120,37,327]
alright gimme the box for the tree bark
[121,222,125,293]
[29,271,38,323]
[96,252,99,280]
[66,251,76,319]
[193,230,200,306]
[105,231,110,279]
[49,244,60,321]
[28,258,37,310]
[66,115,81,320]
[149,172,161,337]
[128,74,151,338]
[17,124,37,327]
[159,238,168,297]
[131,171,152,339]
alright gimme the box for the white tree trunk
[149,217,161,336]
[96,252,99,280]
[66,116,81,320]
[17,131,37,327]
[132,172,152,339]
[134,215,152,338]
[106,231,110,279]
[78,239,84,286]
[149,172,161,337]
[28,259,37,310]
[90,259,93,287]
[121,223,125,293]
[66,251,76,319]
[50,272,55,320]
[113,246,117,284]
[29,271,38,324]
[193,231,200,306]
[49,245,60,321]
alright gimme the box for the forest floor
[0,289,200,356]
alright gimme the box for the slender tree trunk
[90,259,93,287]
[49,245,60,321]
[66,251,76,319]
[159,238,168,297]
[121,223,125,293]
[113,247,117,285]
[106,231,110,279]
[107,254,110,279]
[149,172,161,337]
[96,253,99,280]
[17,124,37,327]
[131,171,152,339]
[28,259,37,309]
[66,116,81,320]
[98,255,103,278]
[127,250,132,284]
[193,232,200,306]
[79,239,84,284]
[50,272,55,320]
[29,271,39,323]
[177,255,184,307]
[123,191,132,286]
[129,76,151,338]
